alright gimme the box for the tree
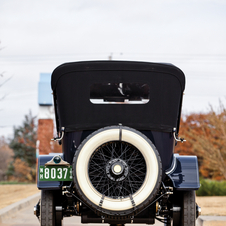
[176,103,226,180]
[0,137,13,180]
[10,111,37,166]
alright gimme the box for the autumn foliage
[11,158,36,182]
[176,104,226,180]
[7,112,61,182]
[0,137,13,180]
[7,112,37,182]
[9,112,37,167]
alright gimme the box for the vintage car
[35,61,201,226]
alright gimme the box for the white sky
[0,0,226,138]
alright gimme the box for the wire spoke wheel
[73,126,162,218]
[88,141,146,198]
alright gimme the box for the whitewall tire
[73,126,162,217]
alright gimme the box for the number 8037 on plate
[39,166,73,181]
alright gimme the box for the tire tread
[41,190,54,226]
[182,191,196,226]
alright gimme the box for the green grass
[0,181,34,185]
[196,178,226,196]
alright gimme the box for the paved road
[0,197,163,226]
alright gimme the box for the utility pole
[108,53,113,60]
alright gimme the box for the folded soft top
[51,61,185,133]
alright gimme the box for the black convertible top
[51,61,185,133]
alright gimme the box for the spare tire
[73,126,162,218]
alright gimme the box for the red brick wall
[37,119,62,154]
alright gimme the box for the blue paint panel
[167,154,200,190]
[38,73,53,106]
[37,154,63,190]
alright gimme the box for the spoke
[127,153,141,166]
[118,144,131,159]
[126,178,144,184]
[89,165,105,174]
[121,185,133,195]
[99,147,109,162]
[90,160,106,169]
[127,156,143,162]
[90,177,108,190]
[112,184,119,196]
[126,176,143,189]
[111,142,119,158]
[130,162,146,169]
[126,148,138,163]
[102,182,116,195]
[127,174,134,194]
[89,172,106,180]
[94,175,104,188]
[92,182,109,191]
[102,144,113,154]
[89,175,104,179]
[88,141,147,199]
[91,155,109,163]
[129,171,145,182]
[110,143,117,159]
[130,167,146,175]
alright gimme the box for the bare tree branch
[0,75,13,88]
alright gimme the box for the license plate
[39,166,73,181]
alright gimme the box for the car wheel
[182,191,196,226]
[41,190,62,226]
[173,190,196,226]
[73,126,162,218]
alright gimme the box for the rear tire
[173,190,196,226]
[73,126,162,218]
[182,191,196,226]
[41,190,62,226]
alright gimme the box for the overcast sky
[0,0,226,138]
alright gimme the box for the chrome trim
[173,127,186,143]
[165,154,178,175]
[45,155,70,166]
[51,127,65,141]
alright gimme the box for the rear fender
[166,154,200,190]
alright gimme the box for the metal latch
[52,127,65,141]
[173,128,186,143]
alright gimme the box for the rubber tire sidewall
[173,190,196,226]
[73,126,162,217]
[41,190,55,226]
[182,191,196,226]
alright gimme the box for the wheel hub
[112,163,122,174]
[106,159,129,181]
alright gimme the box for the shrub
[196,178,226,196]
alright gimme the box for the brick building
[37,73,61,156]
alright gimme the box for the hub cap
[106,159,129,181]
